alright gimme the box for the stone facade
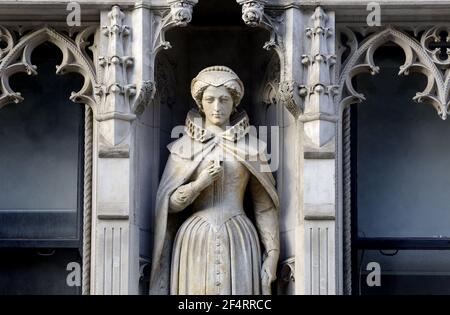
[0,0,449,295]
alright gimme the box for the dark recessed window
[350,45,450,295]
[0,42,84,294]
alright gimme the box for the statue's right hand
[196,160,222,188]
[171,160,222,212]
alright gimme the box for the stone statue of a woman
[149,66,280,295]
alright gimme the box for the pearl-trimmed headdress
[191,66,245,108]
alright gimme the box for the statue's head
[191,66,244,126]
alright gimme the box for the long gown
[169,147,265,295]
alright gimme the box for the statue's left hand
[261,250,279,295]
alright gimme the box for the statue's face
[201,85,234,127]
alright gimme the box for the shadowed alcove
[135,0,284,294]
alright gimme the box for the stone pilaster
[237,1,303,294]
[299,6,337,295]
[237,3,337,295]
[91,5,153,294]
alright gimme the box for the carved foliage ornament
[97,6,135,121]
[276,7,338,128]
[97,6,155,124]
[0,26,97,110]
[278,80,303,118]
[301,7,338,120]
[338,26,450,120]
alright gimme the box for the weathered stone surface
[150,66,280,295]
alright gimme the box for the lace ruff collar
[185,109,250,143]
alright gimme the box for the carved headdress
[190,66,245,109]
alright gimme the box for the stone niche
[134,0,291,294]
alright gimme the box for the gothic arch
[0,25,97,295]
[337,25,450,295]
[0,26,98,110]
[338,26,450,120]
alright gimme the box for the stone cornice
[1,1,450,24]
[2,0,450,10]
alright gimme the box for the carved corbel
[152,0,198,53]
[239,0,266,27]
[236,0,284,52]
[168,0,197,26]
[279,257,295,283]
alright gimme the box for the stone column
[275,5,337,295]
[90,0,198,294]
[298,7,337,295]
[237,2,337,295]
[275,6,308,295]
[91,5,154,294]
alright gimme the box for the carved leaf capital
[131,80,156,116]
[278,80,304,118]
